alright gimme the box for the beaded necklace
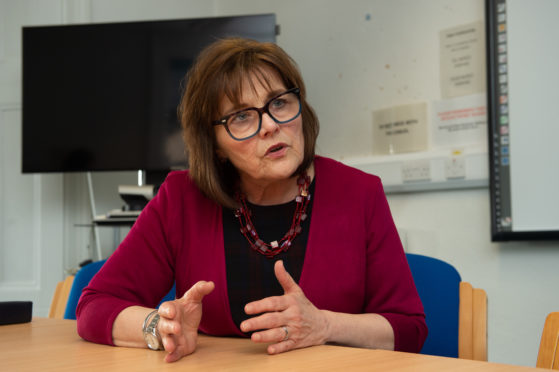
[234,173,311,258]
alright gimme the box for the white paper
[432,93,487,148]
[372,102,428,155]
[440,22,486,98]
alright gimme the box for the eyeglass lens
[226,91,300,140]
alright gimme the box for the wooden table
[0,318,545,371]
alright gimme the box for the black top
[222,181,315,333]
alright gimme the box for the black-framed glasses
[213,88,301,141]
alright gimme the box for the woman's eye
[231,111,250,124]
[270,98,286,109]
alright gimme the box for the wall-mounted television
[22,14,277,176]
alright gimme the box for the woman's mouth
[266,143,288,156]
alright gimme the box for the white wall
[0,0,65,317]
[215,0,483,160]
[1,0,558,368]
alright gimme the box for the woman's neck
[240,164,314,206]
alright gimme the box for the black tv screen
[22,14,276,173]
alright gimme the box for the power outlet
[445,156,466,179]
[402,160,431,182]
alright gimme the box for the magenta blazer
[77,156,427,352]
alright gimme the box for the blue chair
[406,253,487,360]
[64,259,176,320]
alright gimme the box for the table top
[0,318,545,371]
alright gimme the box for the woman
[77,38,427,363]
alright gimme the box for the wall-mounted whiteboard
[487,0,559,240]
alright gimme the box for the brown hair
[179,38,319,208]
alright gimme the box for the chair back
[49,275,75,319]
[64,259,106,319]
[406,253,461,358]
[63,259,176,320]
[458,281,487,361]
[537,312,559,369]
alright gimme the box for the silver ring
[281,326,289,341]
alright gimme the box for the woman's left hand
[240,260,330,354]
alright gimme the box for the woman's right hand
[157,280,215,363]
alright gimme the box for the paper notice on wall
[440,22,486,98]
[432,93,487,148]
[372,102,428,155]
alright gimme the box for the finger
[158,317,181,336]
[182,280,215,303]
[244,295,286,315]
[274,260,299,293]
[162,333,177,354]
[250,326,289,343]
[165,347,183,363]
[240,311,283,333]
[164,334,197,363]
[158,301,177,319]
[165,353,180,363]
[267,339,295,355]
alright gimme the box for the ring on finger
[281,326,289,341]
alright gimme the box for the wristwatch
[142,310,163,350]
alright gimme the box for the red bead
[281,240,291,249]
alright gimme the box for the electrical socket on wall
[402,160,431,182]
[445,156,466,179]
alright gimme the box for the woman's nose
[259,112,280,137]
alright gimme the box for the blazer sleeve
[76,176,178,345]
[363,178,428,353]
